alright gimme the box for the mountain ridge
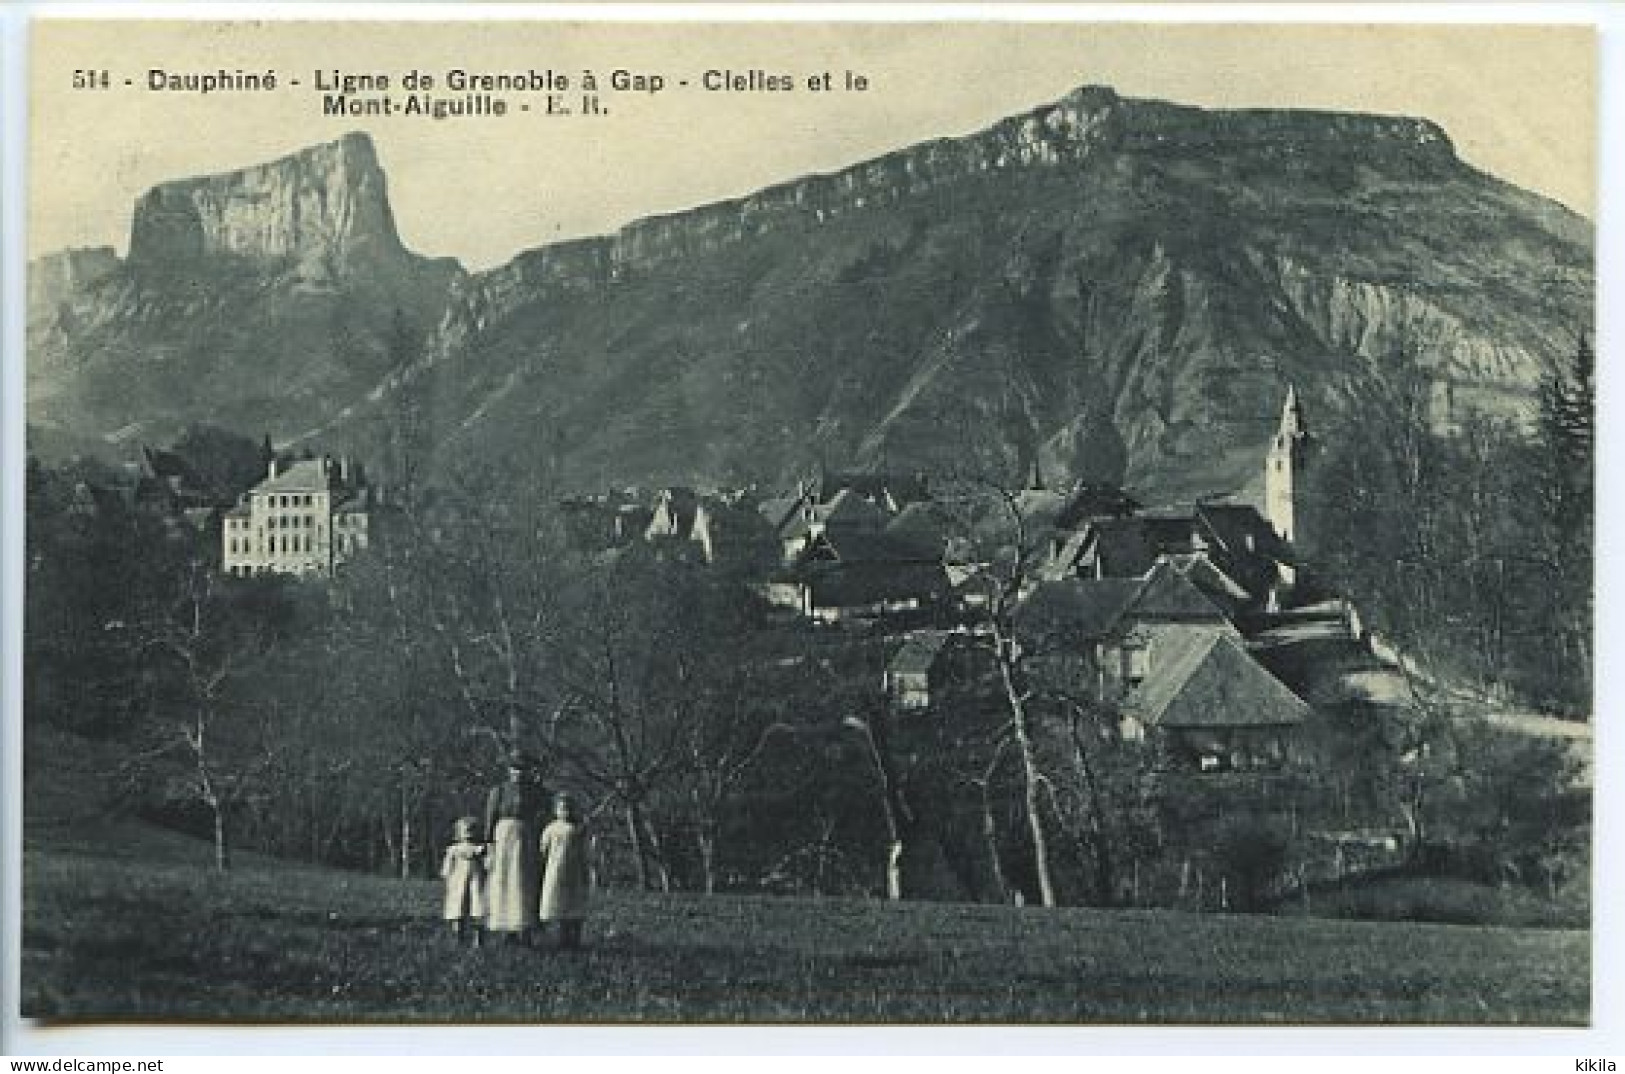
[28,84,1593,510]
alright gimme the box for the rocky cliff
[126,132,432,286]
[28,133,462,446]
[28,247,122,320]
[28,87,1591,509]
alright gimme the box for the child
[441,816,487,947]
[538,792,590,950]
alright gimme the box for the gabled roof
[1089,517,1167,577]
[1127,631,1309,729]
[1012,488,1069,536]
[1130,560,1230,622]
[885,501,950,558]
[1167,552,1252,608]
[816,527,937,565]
[800,560,950,608]
[255,459,332,495]
[758,494,806,535]
[1040,527,1094,581]
[333,490,370,515]
[888,630,951,677]
[143,446,199,483]
[1055,483,1142,530]
[820,470,930,510]
[646,486,700,539]
[823,488,890,531]
[1195,502,1295,564]
[1018,578,1146,642]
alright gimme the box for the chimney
[268,457,279,479]
[340,455,352,485]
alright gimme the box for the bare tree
[936,477,1065,907]
[121,566,290,871]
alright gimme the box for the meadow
[21,815,1589,1025]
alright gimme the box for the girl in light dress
[440,816,487,947]
[538,792,591,950]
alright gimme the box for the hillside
[27,85,1592,504]
[22,828,1590,1024]
[27,133,462,453]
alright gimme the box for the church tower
[1265,385,1309,546]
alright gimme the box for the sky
[30,19,1596,272]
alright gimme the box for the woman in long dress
[483,758,544,944]
[538,792,591,950]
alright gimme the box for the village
[38,376,1586,916]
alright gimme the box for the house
[644,486,700,544]
[1037,389,1311,607]
[762,522,952,624]
[777,487,892,564]
[1054,482,1142,531]
[1041,502,1296,612]
[816,470,931,515]
[1022,560,1239,696]
[1017,559,1308,770]
[885,630,953,710]
[1118,630,1310,773]
[221,455,374,577]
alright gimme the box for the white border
[2,1,1619,1060]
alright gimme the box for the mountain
[28,87,1592,506]
[28,132,463,451]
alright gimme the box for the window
[1124,642,1149,686]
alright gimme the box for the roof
[143,446,199,483]
[255,459,333,495]
[1127,631,1309,729]
[1130,560,1230,622]
[822,488,890,531]
[1167,552,1253,612]
[801,561,951,608]
[888,631,952,677]
[1012,488,1069,535]
[1040,527,1092,581]
[758,495,805,534]
[1018,578,1146,641]
[815,528,939,565]
[1055,483,1142,530]
[1195,502,1294,564]
[885,501,950,558]
[333,491,370,515]
[1089,517,1165,577]
[646,486,700,539]
[820,470,930,509]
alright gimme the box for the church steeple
[1265,385,1310,546]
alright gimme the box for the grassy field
[21,815,1590,1025]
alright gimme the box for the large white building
[222,456,373,577]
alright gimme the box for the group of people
[439,757,590,950]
